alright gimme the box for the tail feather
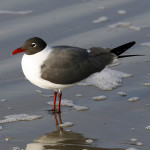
[111,41,136,57]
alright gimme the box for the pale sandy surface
[0,0,150,150]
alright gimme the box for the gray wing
[41,46,115,84]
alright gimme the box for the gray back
[41,46,115,84]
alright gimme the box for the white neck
[21,45,51,85]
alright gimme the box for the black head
[22,37,47,55]
[12,37,47,55]
[12,37,47,56]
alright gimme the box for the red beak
[11,47,26,55]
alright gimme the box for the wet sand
[0,0,150,149]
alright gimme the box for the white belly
[21,46,76,90]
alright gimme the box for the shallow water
[25,114,124,150]
[0,0,150,150]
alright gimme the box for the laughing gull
[12,37,137,113]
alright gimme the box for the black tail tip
[125,41,136,49]
[111,41,136,56]
[130,41,136,46]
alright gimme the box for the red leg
[57,91,62,113]
[49,90,57,112]
[52,90,57,110]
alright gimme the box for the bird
[12,37,138,113]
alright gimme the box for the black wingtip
[111,41,136,56]
[131,41,136,44]
[130,41,136,47]
[118,54,144,58]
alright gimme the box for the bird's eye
[31,43,36,47]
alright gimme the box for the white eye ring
[31,43,36,47]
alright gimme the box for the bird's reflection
[26,114,124,150]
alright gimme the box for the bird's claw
[48,109,61,114]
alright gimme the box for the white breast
[21,46,76,90]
